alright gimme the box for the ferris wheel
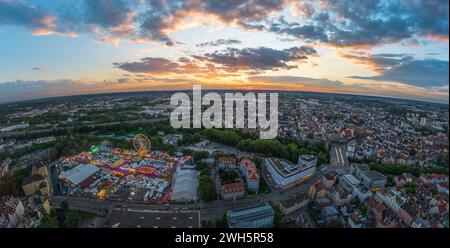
[132,134,151,154]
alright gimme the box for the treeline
[0,168,28,196]
[368,162,449,176]
[194,128,329,164]
[38,201,96,228]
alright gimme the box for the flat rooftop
[104,209,200,228]
[267,157,315,177]
[342,174,361,185]
[228,203,274,222]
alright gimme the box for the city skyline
[0,0,449,104]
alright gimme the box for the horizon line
[1,88,448,106]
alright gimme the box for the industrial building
[170,169,198,203]
[58,163,100,187]
[227,203,274,228]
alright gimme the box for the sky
[0,0,448,104]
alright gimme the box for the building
[420,117,427,126]
[321,171,337,189]
[279,193,310,215]
[360,170,387,189]
[221,182,246,199]
[22,163,51,196]
[239,158,260,192]
[0,123,29,133]
[352,186,373,202]
[227,204,275,228]
[351,163,387,189]
[375,189,406,212]
[397,202,418,225]
[217,157,237,169]
[351,163,370,178]
[339,174,361,192]
[321,206,339,221]
[32,162,49,179]
[22,174,49,196]
[329,188,352,207]
[309,183,326,200]
[347,213,364,228]
[162,134,183,145]
[298,155,318,167]
[170,169,198,203]
[346,141,356,158]
[58,163,100,187]
[265,156,315,189]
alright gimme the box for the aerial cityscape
[0,0,448,230]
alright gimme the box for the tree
[38,215,59,228]
[64,210,81,228]
[199,175,216,202]
[60,200,69,213]
[215,213,228,228]
[193,151,210,163]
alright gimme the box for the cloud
[0,0,287,45]
[2,0,448,47]
[114,46,317,75]
[0,0,56,35]
[269,0,449,47]
[344,53,449,87]
[194,46,317,72]
[196,39,241,47]
[32,66,44,71]
[198,0,285,23]
[113,57,180,74]
[248,75,343,87]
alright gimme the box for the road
[49,174,321,221]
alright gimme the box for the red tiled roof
[221,182,245,193]
[218,157,236,164]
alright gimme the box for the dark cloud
[115,45,317,74]
[136,0,285,44]
[3,0,447,46]
[194,46,317,72]
[0,0,56,35]
[198,0,285,23]
[346,54,449,87]
[82,0,136,28]
[197,39,241,47]
[271,0,449,47]
[0,0,287,44]
[113,57,180,73]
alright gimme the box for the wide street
[49,173,321,221]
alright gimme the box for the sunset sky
[0,0,448,103]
